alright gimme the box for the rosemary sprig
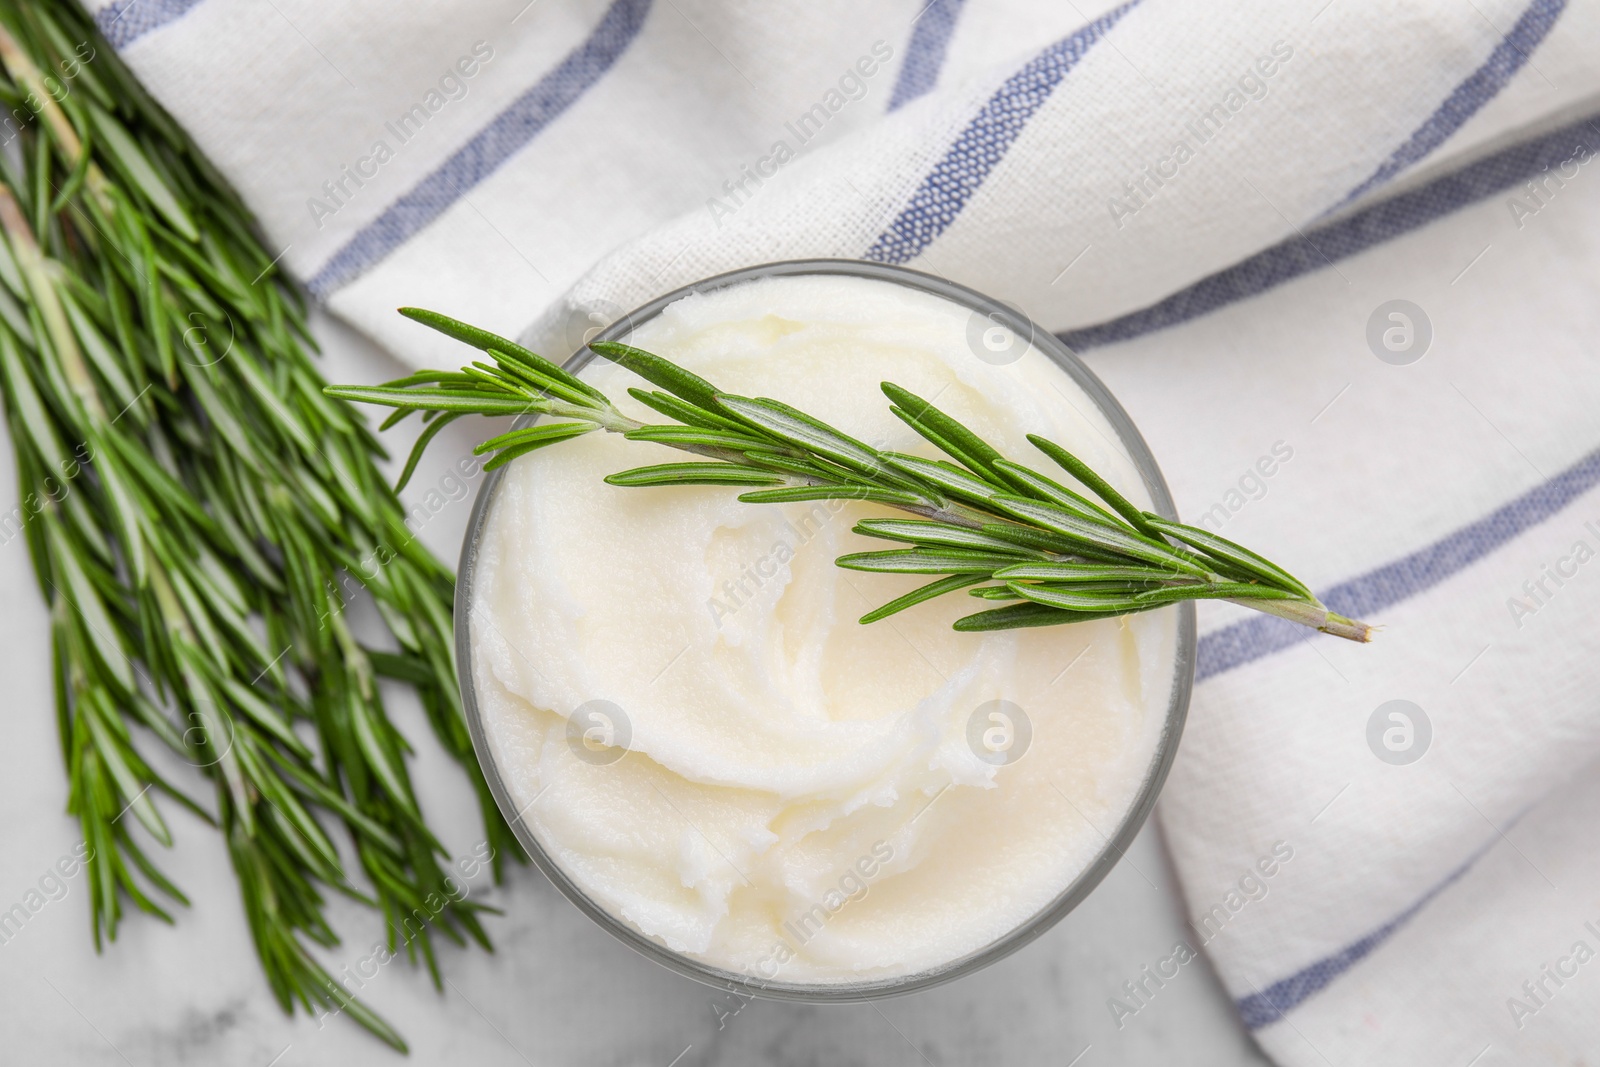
[0,5,518,1050]
[330,309,1372,642]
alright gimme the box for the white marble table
[0,311,1269,1066]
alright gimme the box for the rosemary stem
[561,402,638,433]
[0,186,105,419]
[1225,597,1373,642]
[0,23,77,156]
[0,23,112,211]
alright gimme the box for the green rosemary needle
[329,308,1374,643]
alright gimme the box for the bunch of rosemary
[0,4,516,1050]
[332,309,1372,643]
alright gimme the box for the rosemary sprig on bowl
[0,5,518,1049]
[330,309,1372,642]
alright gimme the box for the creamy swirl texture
[470,274,1178,983]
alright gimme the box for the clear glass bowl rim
[454,258,1196,1003]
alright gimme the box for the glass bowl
[455,259,1196,1001]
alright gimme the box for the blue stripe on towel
[307,0,652,299]
[96,0,205,49]
[1234,832,1501,1029]
[1335,0,1566,209]
[1058,111,1600,352]
[864,1,1138,265]
[887,0,967,112]
[1198,443,1600,683]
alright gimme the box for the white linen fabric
[85,0,1600,1061]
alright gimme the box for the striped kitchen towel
[90,0,1600,1062]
